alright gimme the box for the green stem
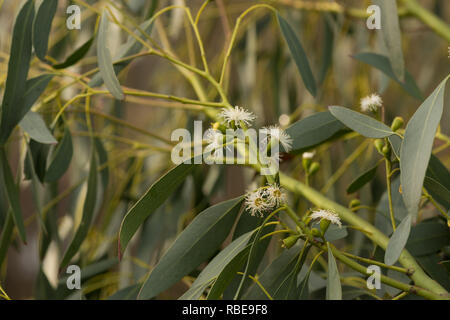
[385,158,397,231]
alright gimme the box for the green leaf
[353,53,422,100]
[180,231,253,300]
[138,196,243,299]
[0,211,15,268]
[94,137,109,190]
[326,244,342,300]
[424,177,450,210]
[44,127,73,182]
[97,10,125,100]
[400,76,449,218]
[33,0,57,62]
[118,162,197,257]
[285,111,349,154]
[277,12,317,97]
[329,106,394,138]
[0,0,35,144]
[107,284,141,300]
[53,36,94,69]
[406,221,450,256]
[244,244,301,299]
[373,0,405,81]
[0,149,27,242]
[385,214,412,265]
[19,111,57,144]
[60,151,98,268]
[425,155,450,210]
[388,134,402,159]
[347,164,378,194]
[89,17,154,87]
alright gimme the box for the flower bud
[302,158,312,171]
[311,228,321,237]
[349,199,361,209]
[282,234,300,249]
[374,139,384,155]
[382,144,391,157]
[308,162,320,175]
[319,219,331,235]
[391,116,404,132]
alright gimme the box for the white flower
[204,129,224,159]
[302,150,316,159]
[266,184,287,207]
[360,94,383,112]
[219,106,256,128]
[262,125,293,153]
[309,209,342,227]
[245,189,271,217]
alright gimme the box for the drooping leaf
[285,111,349,154]
[353,52,422,100]
[97,10,125,100]
[347,164,378,194]
[326,244,342,300]
[138,197,244,299]
[118,162,198,257]
[0,0,35,144]
[373,0,405,81]
[19,111,57,144]
[406,221,450,256]
[385,214,412,265]
[89,17,154,87]
[400,76,449,218]
[425,155,450,210]
[180,231,253,300]
[94,137,109,190]
[0,149,27,242]
[277,12,316,97]
[45,127,73,182]
[33,0,57,62]
[60,151,98,268]
[329,106,394,138]
[53,36,94,69]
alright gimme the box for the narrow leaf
[329,106,394,138]
[347,164,378,194]
[353,52,422,100]
[0,0,35,144]
[60,151,98,268]
[373,0,405,81]
[45,127,73,182]
[400,76,449,217]
[33,0,57,61]
[285,111,349,154]
[118,162,197,257]
[277,12,317,97]
[19,111,57,144]
[97,10,124,100]
[138,197,243,299]
[326,243,341,300]
[0,149,27,242]
[53,36,94,69]
[385,214,412,265]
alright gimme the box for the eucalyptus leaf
[277,12,316,97]
[400,76,449,218]
[19,112,57,144]
[347,164,378,194]
[385,214,412,265]
[53,36,94,69]
[329,106,394,138]
[60,151,98,268]
[326,244,342,300]
[33,0,57,62]
[97,11,125,100]
[45,127,73,182]
[0,0,35,144]
[138,196,243,299]
[353,52,422,100]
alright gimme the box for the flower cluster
[262,125,293,153]
[219,106,256,128]
[245,184,287,217]
[360,93,383,112]
[309,209,342,227]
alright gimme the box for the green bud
[349,199,361,209]
[382,144,391,157]
[311,228,321,237]
[319,219,331,235]
[282,234,300,249]
[302,158,312,171]
[391,116,404,132]
[374,139,384,155]
[308,162,320,175]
